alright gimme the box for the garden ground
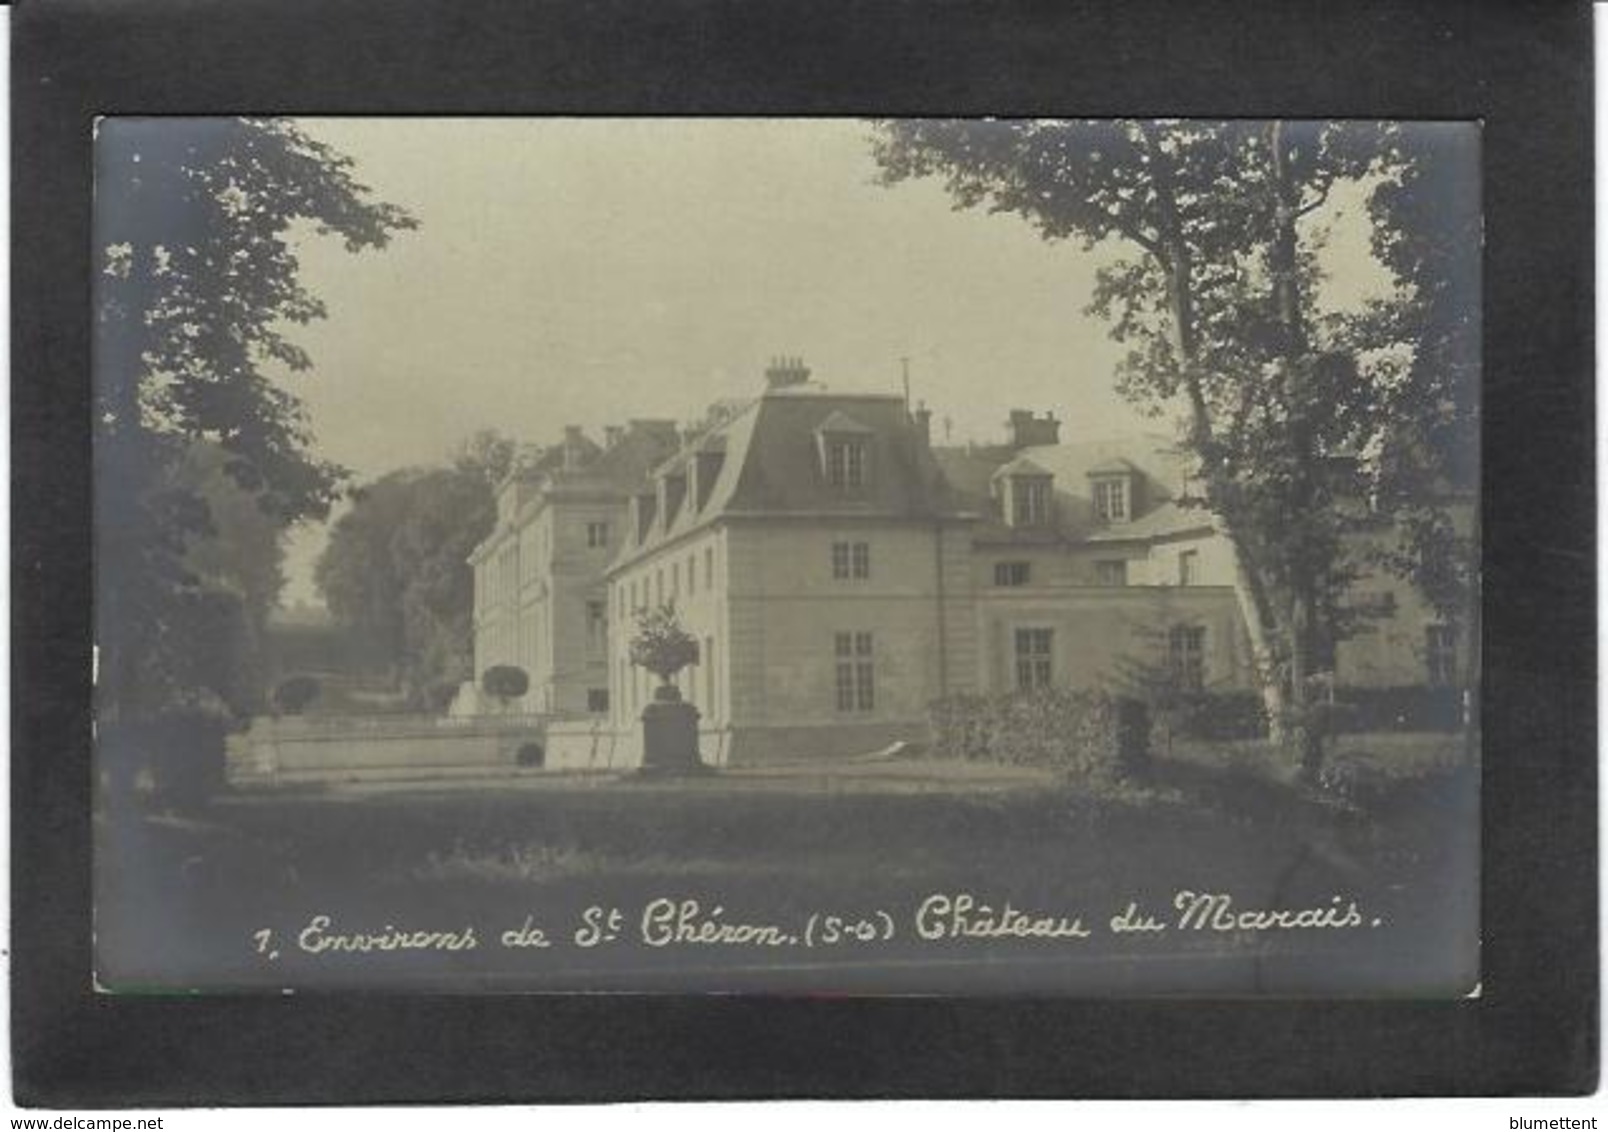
[94,732,1478,997]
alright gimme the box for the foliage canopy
[871,119,1477,775]
[95,118,416,731]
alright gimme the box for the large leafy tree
[315,431,517,706]
[95,118,416,761]
[872,119,1473,777]
[1350,127,1480,622]
[161,441,291,716]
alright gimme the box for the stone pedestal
[640,686,705,773]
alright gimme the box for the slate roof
[1082,499,1215,543]
[1085,456,1143,477]
[990,454,1054,481]
[574,422,680,492]
[611,387,967,571]
[598,388,1222,569]
[471,422,682,563]
[933,434,1207,545]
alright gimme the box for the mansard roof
[1085,456,1143,477]
[580,422,680,491]
[1082,499,1214,542]
[813,409,876,435]
[934,433,1204,545]
[610,387,966,571]
[990,454,1054,481]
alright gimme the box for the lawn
[93,735,1479,997]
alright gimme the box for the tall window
[1093,478,1129,522]
[834,631,875,712]
[587,688,609,713]
[586,521,610,548]
[1010,478,1050,526]
[1014,628,1053,691]
[994,561,1031,587]
[832,541,871,580]
[704,546,714,590]
[1095,560,1127,587]
[687,553,697,596]
[704,636,716,718]
[827,440,867,488]
[1425,625,1457,687]
[1178,549,1199,586]
[1169,625,1207,691]
[585,600,607,657]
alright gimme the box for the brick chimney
[913,401,932,447]
[764,355,812,390]
[562,425,584,470]
[1007,409,1060,449]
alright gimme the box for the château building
[465,358,1463,766]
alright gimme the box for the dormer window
[1012,478,1050,525]
[693,446,725,510]
[827,440,865,488]
[815,410,875,492]
[1093,478,1128,522]
[992,455,1054,528]
[660,471,687,527]
[632,491,656,544]
[1086,458,1141,524]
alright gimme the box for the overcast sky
[273,118,1391,605]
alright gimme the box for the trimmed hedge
[928,690,1149,781]
[1169,691,1269,742]
[1327,686,1464,734]
[1152,686,1465,743]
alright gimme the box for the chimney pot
[562,425,585,469]
[764,354,812,390]
[913,402,932,446]
[1007,409,1061,449]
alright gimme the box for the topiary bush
[482,665,530,707]
[627,601,699,695]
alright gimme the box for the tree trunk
[1289,583,1326,783]
[1215,513,1290,740]
[1160,249,1290,747]
[1268,120,1329,781]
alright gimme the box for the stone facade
[465,419,679,717]
[470,362,1468,764]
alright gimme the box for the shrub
[928,689,1149,782]
[1327,686,1463,733]
[481,665,530,705]
[272,674,322,715]
[145,712,231,812]
[1143,686,1463,746]
[424,681,460,714]
[1170,691,1269,742]
[627,601,699,687]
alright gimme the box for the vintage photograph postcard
[91,117,1481,996]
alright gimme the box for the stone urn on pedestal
[627,601,707,774]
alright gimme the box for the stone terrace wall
[227,714,551,786]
